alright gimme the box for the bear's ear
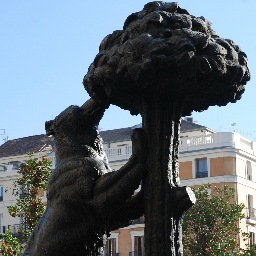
[81,98,109,126]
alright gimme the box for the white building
[0,119,256,254]
[0,135,54,235]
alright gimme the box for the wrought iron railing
[195,171,208,178]
[129,252,144,256]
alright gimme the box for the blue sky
[0,0,255,142]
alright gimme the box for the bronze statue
[23,99,146,255]
[83,1,250,255]
[24,1,250,255]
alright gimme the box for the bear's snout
[45,120,55,136]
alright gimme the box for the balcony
[105,146,132,162]
[129,252,144,256]
[0,132,248,167]
[104,132,256,163]
[180,132,256,155]
[104,134,215,162]
[195,171,208,178]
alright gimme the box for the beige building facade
[0,135,55,237]
[0,120,256,255]
[103,122,256,255]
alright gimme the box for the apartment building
[0,119,255,255]
[102,120,256,254]
[0,135,55,236]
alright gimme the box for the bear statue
[23,98,146,256]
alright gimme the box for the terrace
[104,132,256,162]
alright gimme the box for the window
[246,161,252,180]
[249,232,255,247]
[106,238,116,256]
[195,158,208,178]
[0,165,6,172]
[13,224,21,235]
[247,194,255,220]
[126,146,132,155]
[0,214,3,234]
[19,184,29,200]
[8,161,21,170]
[134,236,144,256]
[130,231,144,256]
[0,186,3,201]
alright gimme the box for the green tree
[182,184,247,255]
[0,229,22,256]
[4,153,51,251]
[241,244,256,255]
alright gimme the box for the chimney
[185,117,193,123]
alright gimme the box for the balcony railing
[186,135,214,146]
[180,132,256,155]
[3,132,253,167]
[195,171,208,178]
[129,252,144,256]
[103,132,256,163]
[105,145,132,161]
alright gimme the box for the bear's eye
[54,117,64,128]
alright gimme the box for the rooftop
[0,135,54,158]
[0,119,207,158]
[101,120,208,143]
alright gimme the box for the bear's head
[45,99,109,162]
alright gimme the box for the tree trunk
[142,95,195,255]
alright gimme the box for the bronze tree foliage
[84,1,250,116]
